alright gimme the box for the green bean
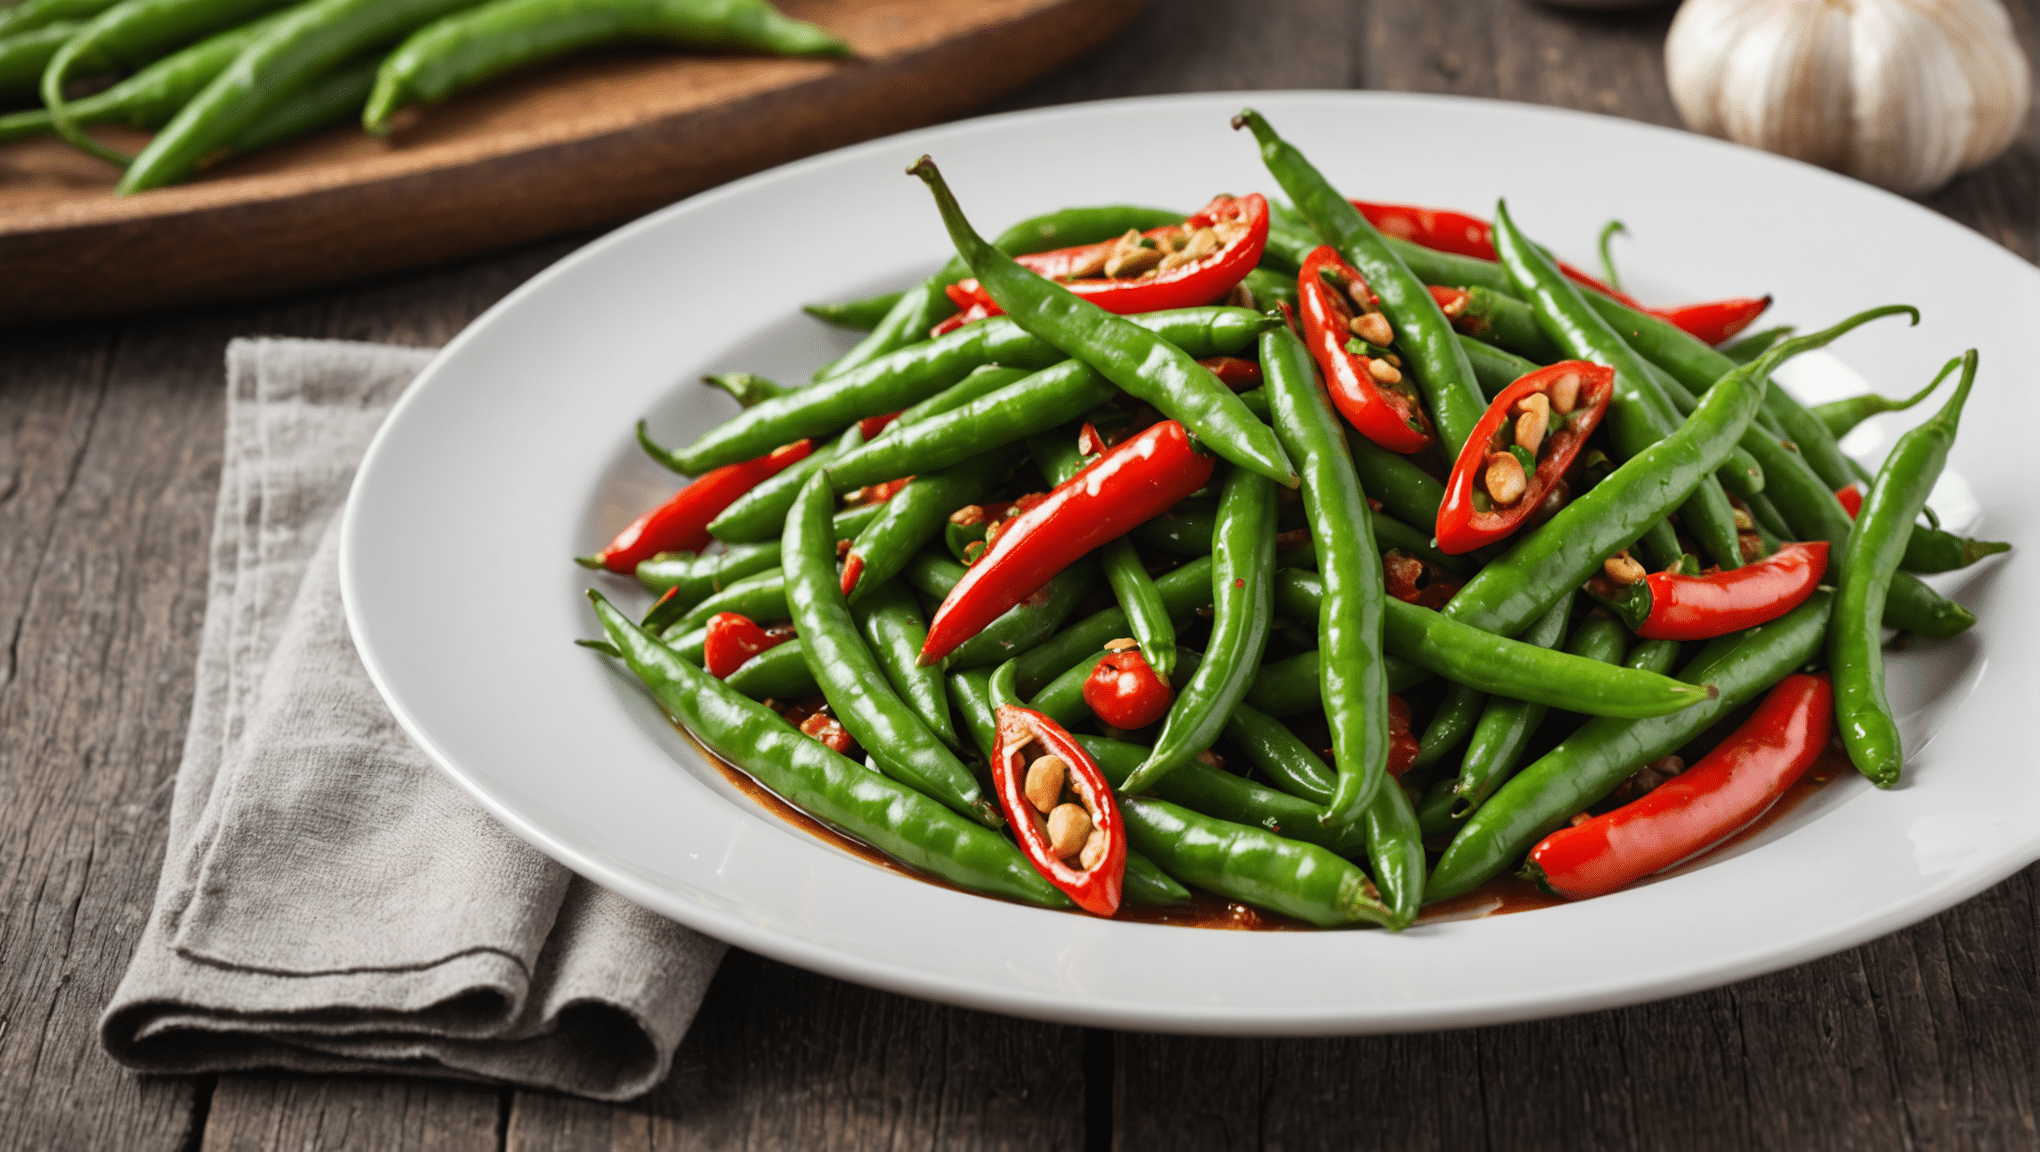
[1124,465,1276,791]
[1448,597,1595,822]
[1414,684,1485,769]
[826,361,1116,491]
[1237,110,1488,456]
[1077,732,1366,857]
[1099,538,1175,681]
[852,578,963,754]
[662,566,784,636]
[1247,649,1429,715]
[1722,326,1792,365]
[723,638,815,699]
[0,0,119,37]
[1348,435,1445,529]
[898,551,1095,671]
[1009,557,1213,696]
[224,50,376,153]
[1370,510,1470,576]
[784,473,995,825]
[1457,284,1565,362]
[1637,357,1768,500]
[844,446,1018,605]
[1428,589,1834,902]
[803,291,905,332]
[0,20,81,101]
[1459,334,1544,399]
[1130,498,1217,556]
[589,592,1065,907]
[703,372,788,408]
[1812,370,1946,439]
[637,503,875,606]
[1832,351,1977,787]
[1120,798,1393,928]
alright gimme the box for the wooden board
[0,0,1143,323]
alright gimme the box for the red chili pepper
[1436,360,1616,554]
[920,421,1215,664]
[1386,694,1419,778]
[1082,644,1173,729]
[1350,199,1641,308]
[1650,296,1772,347]
[852,476,913,505]
[929,302,990,338]
[799,710,856,755]
[581,439,812,573]
[1383,549,1460,609]
[1197,356,1262,390]
[1835,485,1863,519]
[856,410,905,440]
[993,703,1126,916]
[949,194,1269,318]
[1295,249,1434,453]
[1608,541,1830,641]
[704,612,793,678]
[1527,673,1832,900]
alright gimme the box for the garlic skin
[1666,0,2032,196]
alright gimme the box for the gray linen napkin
[101,338,726,1101]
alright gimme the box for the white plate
[342,91,2039,1034]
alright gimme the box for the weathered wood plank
[201,1077,504,1152]
[503,949,1087,1152]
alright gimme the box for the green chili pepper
[1120,797,1393,929]
[844,447,1018,605]
[909,157,1296,485]
[678,306,1269,475]
[1130,497,1218,557]
[1428,589,1834,902]
[364,0,845,131]
[1098,538,1175,682]
[1898,527,2010,573]
[1240,266,1299,312]
[119,0,489,192]
[1348,435,1445,530]
[1262,322,1389,824]
[1414,683,1485,770]
[897,551,1095,671]
[1491,201,1747,570]
[1634,356,1768,499]
[1832,351,1978,787]
[1123,465,1276,792]
[1441,305,1915,640]
[222,49,376,153]
[1458,284,1565,363]
[803,291,904,332]
[783,473,995,825]
[1262,201,1320,272]
[1370,510,1470,576]
[1009,556,1213,696]
[588,591,1065,906]
[1721,325,1792,365]
[817,206,1186,384]
[826,360,1117,491]
[0,20,83,102]
[1744,493,1792,548]
[1459,334,1543,400]
[704,372,788,408]
[1247,648,1430,715]
[0,0,120,38]
[636,503,875,606]
[852,578,962,754]
[1812,373,1946,439]
[1236,110,1487,455]
[1448,596,1592,823]
[1381,234,1511,294]
[723,638,815,699]
[660,566,784,635]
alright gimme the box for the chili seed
[1349,311,1394,346]
[1368,359,1403,385]
[1106,244,1163,279]
[1516,392,1551,455]
[1345,281,1373,314]
[1549,371,1581,414]
[1065,247,1110,279]
[1181,227,1220,261]
[1047,803,1092,859]
[1483,451,1527,505]
[1602,551,1646,585]
[1078,827,1109,870]
[1104,637,1139,651]
[1025,755,1066,815]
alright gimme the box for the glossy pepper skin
[948,194,1270,318]
[587,592,1067,908]
[1832,351,1979,789]
[1082,645,1173,729]
[909,156,1295,487]
[919,420,1214,665]
[1651,296,1772,347]
[1236,110,1488,457]
[1611,540,1831,641]
[993,705,1126,916]
[580,438,811,572]
[1350,198,1640,307]
[1428,589,1834,903]
[1527,673,1832,900]
[1436,360,1614,555]
[1295,249,1434,452]
[702,611,790,678]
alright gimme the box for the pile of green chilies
[585,108,2004,929]
[1,0,845,191]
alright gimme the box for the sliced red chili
[920,421,1214,664]
[1609,541,1830,641]
[704,612,792,678]
[1651,295,1771,347]
[856,410,905,440]
[1386,694,1419,779]
[798,710,856,756]
[994,704,1126,917]
[930,301,991,338]
[1350,199,1640,307]
[582,439,812,573]
[1436,361,1615,554]
[1383,549,1460,609]
[949,194,1269,318]
[1082,644,1173,729]
[1526,673,1832,900]
[1295,249,1434,453]
[1198,356,1262,390]
[1835,485,1864,519]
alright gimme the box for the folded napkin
[101,338,726,1101]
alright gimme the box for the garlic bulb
[1666,0,2032,195]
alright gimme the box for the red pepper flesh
[920,420,1215,664]
[1650,295,1772,347]
[704,612,792,678]
[1436,361,1615,554]
[994,704,1126,916]
[1632,541,1829,641]
[1387,694,1419,778]
[1198,355,1263,390]
[1350,199,1641,308]
[584,439,812,572]
[949,194,1269,318]
[1527,673,1832,900]
[1083,646,1174,729]
[1835,485,1863,519]
[1296,248,1434,453]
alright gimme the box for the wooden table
[5,2,2036,1148]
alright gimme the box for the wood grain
[0,1,2037,1150]
[0,0,1143,324]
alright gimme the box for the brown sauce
[684,722,1847,931]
